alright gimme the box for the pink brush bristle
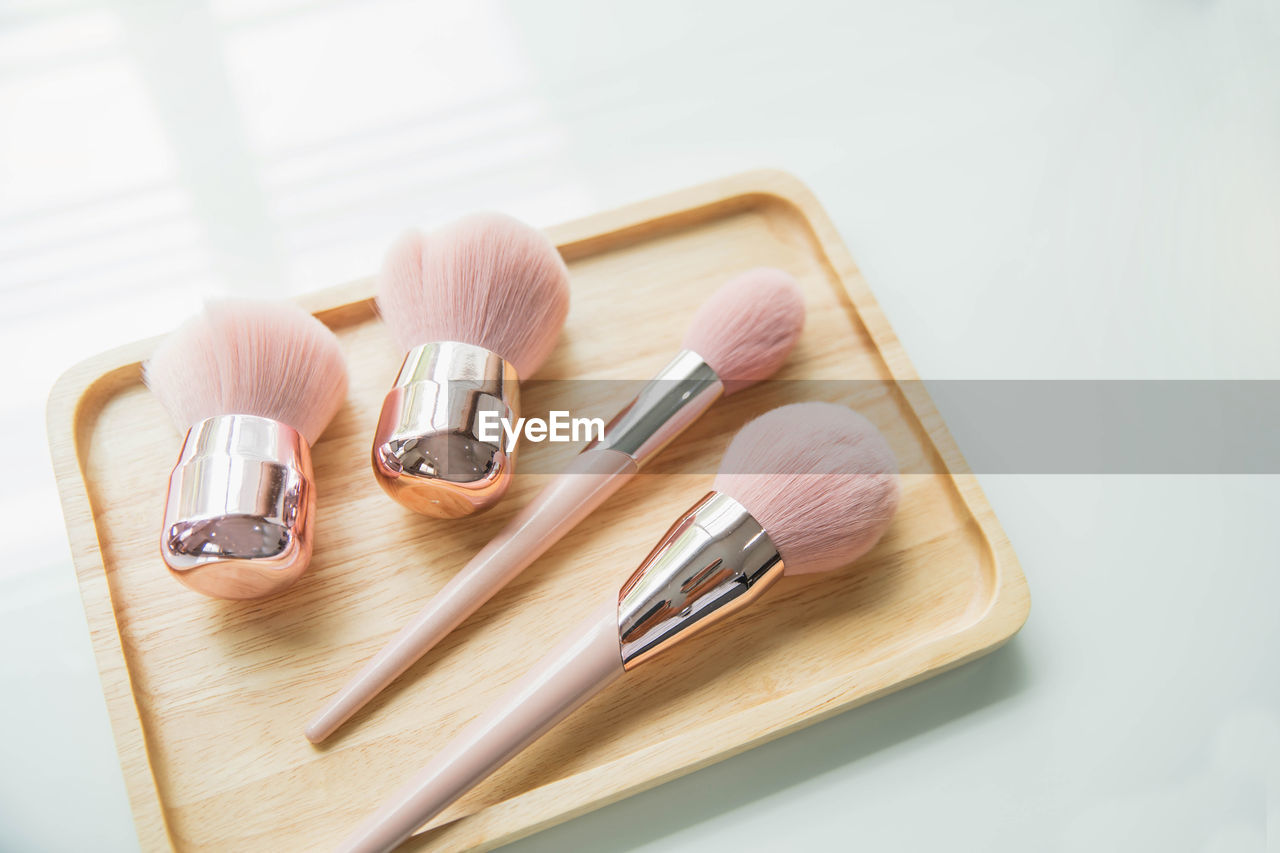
[682,267,806,394]
[713,402,899,575]
[375,212,571,378]
[143,300,349,446]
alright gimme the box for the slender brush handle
[335,603,624,853]
[307,448,636,743]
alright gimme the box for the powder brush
[334,402,899,853]
[144,300,348,600]
[372,213,571,518]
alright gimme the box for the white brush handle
[335,603,624,853]
[306,448,636,743]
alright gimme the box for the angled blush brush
[306,267,805,743]
[333,402,900,853]
[372,213,571,518]
[144,300,348,600]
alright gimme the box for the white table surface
[1,1,1277,850]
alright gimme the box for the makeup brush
[333,402,899,853]
[372,213,571,518]
[305,267,805,743]
[144,300,348,600]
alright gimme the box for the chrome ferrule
[160,414,314,600]
[587,350,723,466]
[372,341,520,518]
[616,491,783,669]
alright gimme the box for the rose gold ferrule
[616,491,783,669]
[160,414,314,600]
[372,341,520,518]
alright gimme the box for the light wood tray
[48,170,1028,852]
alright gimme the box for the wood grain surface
[46,170,1028,852]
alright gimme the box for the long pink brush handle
[335,603,624,853]
[307,448,637,743]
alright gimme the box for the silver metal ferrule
[372,341,520,517]
[161,414,314,599]
[587,349,723,466]
[616,491,783,669]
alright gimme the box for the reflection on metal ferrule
[372,341,520,518]
[160,414,314,599]
[617,492,783,668]
[588,350,722,466]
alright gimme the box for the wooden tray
[48,170,1028,852]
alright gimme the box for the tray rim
[46,168,1029,852]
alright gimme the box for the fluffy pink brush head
[713,402,899,576]
[376,212,571,378]
[144,300,349,445]
[681,267,805,395]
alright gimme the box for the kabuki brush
[372,213,571,518]
[306,268,805,742]
[334,402,899,852]
[144,300,348,600]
